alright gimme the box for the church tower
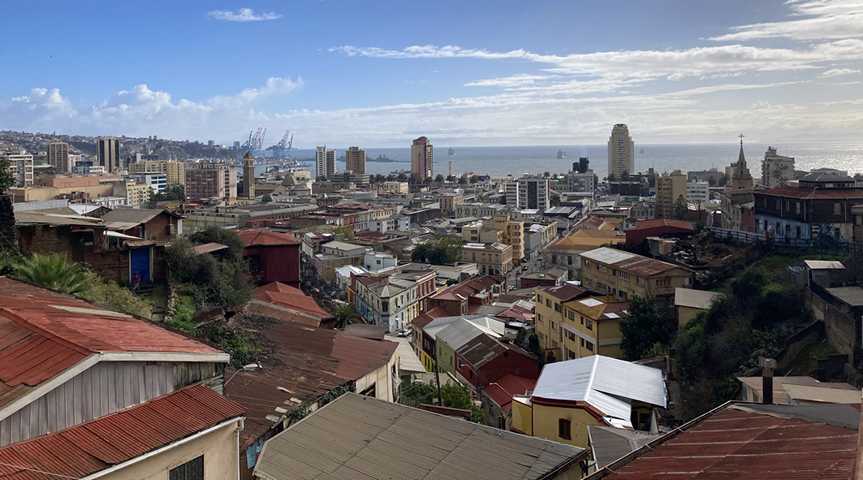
[729,134,754,190]
[243,152,256,199]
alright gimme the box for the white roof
[579,247,637,265]
[532,356,666,427]
[803,260,846,270]
[335,265,367,277]
[580,298,604,308]
[384,336,426,374]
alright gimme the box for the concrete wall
[108,419,240,480]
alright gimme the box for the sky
[1,0,862,147]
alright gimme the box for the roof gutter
[81,416,243,480]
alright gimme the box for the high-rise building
[509,176,550,210]
[47,142,70,173]
[2,153,34,187]
[243,152,256,199]
[128,160,186,186]
[687,180,710,206]
[656,170,688,218]
[607,124,635,179]
[315,146,336,178]
[96,137,121,173]
[573,157,590,174]
[344,146,367,175]
[411,136,433,182]
[225,164,237,203]
[761,147,795,188]
[185,162,226,201]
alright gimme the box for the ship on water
[556,149,567,160]
[448,147,455,156]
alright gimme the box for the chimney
[759,357,776,405]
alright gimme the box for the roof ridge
[0,307,94,355]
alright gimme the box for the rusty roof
[590,402,859,479]
[0,384,243,480]
[248,282,332,327]
[756,185,863,200]
[237,228,301,247]
[485,374,537,412]
[541,284,591,301]
[0,277,224,412]
[224,320,397,447]
[628,219,695,232]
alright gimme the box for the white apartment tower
[411,136,433,182]
[607,124,635,179]
[315,146,336,178]
[509,176,550,210]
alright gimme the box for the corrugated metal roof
[255,393,584,480]
[588,426,659,469]
[0,278,223,412]
[591,403,859,480]
[0,385,243,480]
[825,286,863,307]
[237,228,301,247]
[532,356,666,425]
[224,321,398,447]
[674,288,723,310]
[384,335,426,374]
[803,260,846,270]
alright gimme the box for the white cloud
[207,8,282,22]
[711,0,863,42]
[820,67,860,78]
[465,74,552,88]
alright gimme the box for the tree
[411,236,463,265]
[434,174,445,184]
[619,296,676,360]
[334,304,355,329]
[189,226,245,259]
[261,194,273,203]
[13,253,88,295]
[165,237,252,309]
[0,157,14,194]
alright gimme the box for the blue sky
[1,0,862,146]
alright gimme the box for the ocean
[281,143,863,178]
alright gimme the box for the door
[130,247,151,285]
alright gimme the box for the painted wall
[109,420,241,480]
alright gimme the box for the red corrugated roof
[757,186,863,200]
[485,374,536,412]
[595,404,858,479]
[251,282,332,322]
[237,228,300,247]
[0,385,243,480]
[431,276,498,302]
[0,277,222,411]
[224,321,397,447]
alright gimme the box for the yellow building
[544,229,625,280]
[129,159,186,186]
[655,170,687,218]
[535,284,593,362]
[462,215,525,263]
[461,241,513,276]
[674,287,723,327]
[122,180,152,208]
[559,295,629,360]
[511,355,667,449]
[579,247,692,302]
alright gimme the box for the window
[834,203,842,215]
[585,319,593,330]
[558,419,572,440]
[586,341,594,352]
[170,456,204,480]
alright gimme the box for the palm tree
[13,253,89,295]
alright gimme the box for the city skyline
[1,1,862,146]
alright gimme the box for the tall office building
[315,146,336,178]
[607,124,635,179]
[411,136,433,181]
[185,162,226,201]
[344,146,367,175]
[243,152,256,199]
[508,176,550,210]
[128,160,186,186]
[656,170,688,218]
[47,142,70,173]
[96,137,121,173]
[761,147,795,188]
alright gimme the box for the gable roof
[588,402,859,480]
[546,229,625,253]
[0,277,225,417]
[485,374,537,412]
[628,219,695,232]
[431,275,497,302]
[531,355,666,428]
[588,426,659,470]
[237,228,301,247]
[541,284,590,301]
[580,247,689,277]
[255,393,585,480]
[101,208,178,230]
[224,321,397,447]
[0,384,244,480]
